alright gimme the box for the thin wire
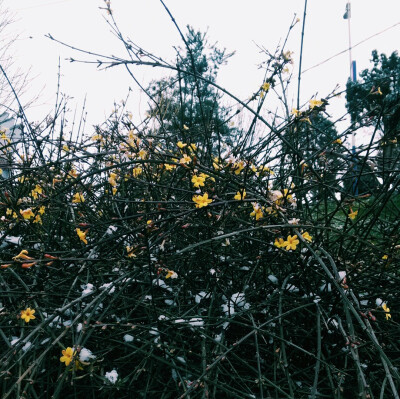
[302,21,400,75]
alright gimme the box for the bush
[1,5,399,398]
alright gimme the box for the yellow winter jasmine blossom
[199,172,214,182]
[60,347,76,366]
[72,193,85,203]
[20,307,36,323]
[138,149,147,160]
[250,203,264,220]
[234,161,245,175]
[165,269,178,279]
[68,168,79,179]
[180,154,191,165]
[261,82,270,92]
[108,172,118,187]
[192,193,213,208]
[0,131,11,143]
[284,235,299,251]
[302,231,312,242]
[31,185,43,200]
[132,167,143,177]
[39,206,46,215]
[292,108,301,117]
[33,214,42,224]
[13,250,33,261]
[333,138,342,145]
[348,210,358,220]
[274,238,285,248]
[164,163,176,171]
[6,208,12,215]
[76,228,88,245]
[62,144,70,152]
[91,134,103,142]
[177,141,187,149]
[234,190,246,200]
[309,99,323,109]
[20,208,35,220]
[192,175,205,188]
[126,246,137,258]
[382,303,391,320]
[382,254,388,260]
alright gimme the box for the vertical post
[344,1,358,196]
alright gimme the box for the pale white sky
[2,0,400,140]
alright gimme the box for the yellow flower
[261,82,270,92]
[138,149,147,160]
[108,172,118,187]
[250,204,264,220]
[382,303,391,320]
[20,307,36,323]
[62,144,70,152]
[282,50,293,62]
[180,154,191,165]
[348,210,358,220]
[6,208,12,216]
[164,163,176,171]
[31,185,43,199]
[302,231,312,242]
[33,214,42,224]
[72,193,85,203]
[20,208,35,220]
[91,134,103,142]
[191,175,205,188]
[234,190,246,200]
[68,169,79,179]
[192,193,213,208]
[60,347,75,366]
[233,161,245,175]
[132,167,143,177]
[284,235,299,251]
[183,124,189,131]
[309,99,323,109]
[165,269,178,279]
[333,138,342,145]
[39,206,46,215]
[112,187,117,195]
[13,250,33,261]
[177,141,187,149]
[76,228,88,245]
[382,254,388,260]
[126,246,137,258]
[292,108,301,117]
[274,238,285,248]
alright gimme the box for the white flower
[288,218,300,225]
[105,369,118,384]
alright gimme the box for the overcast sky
[2,0,400,140]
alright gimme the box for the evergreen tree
[346,50,400,184]
[146,27,239,152]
